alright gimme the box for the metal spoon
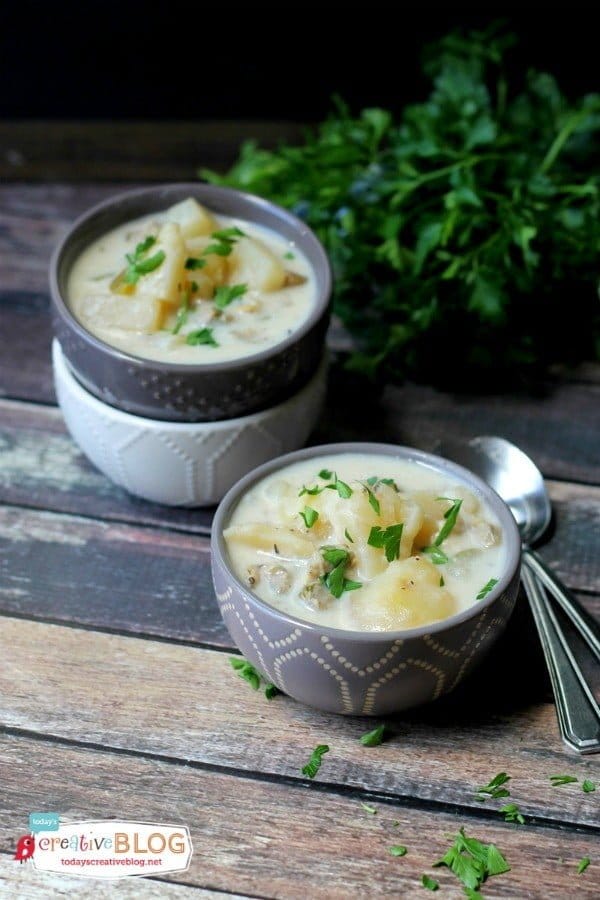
[438,435,600,754]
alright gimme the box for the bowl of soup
[50,184,331,422]
[211,443,521,715]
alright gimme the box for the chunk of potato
[165,198,217,238]
[224,524,314,560]
[135,222,187,311]
[351,556,457,630]
[186,236,228,287]
[229,236,286,292]
[74,293,171,333]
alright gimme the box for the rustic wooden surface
[0,144,599,898]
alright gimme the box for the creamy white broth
[67,198,316,364]
[224,454,506,632]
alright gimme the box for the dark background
[1,3,597,121]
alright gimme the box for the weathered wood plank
[1,618,598,829]
[0,400,214,534]
[0,121,304,182]
[1,399,600,584]
[0,503,597,650]
[0,856,227,897]
[1,734,598,899]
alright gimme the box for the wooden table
[0,124,599,898]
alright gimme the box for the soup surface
[67,197,316,364]
[224,454,506,631]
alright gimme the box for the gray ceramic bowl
[212,443,521,716]
[50,183,331,422]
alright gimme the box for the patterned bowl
[50,183,331,422]
[211,443,521,715]
[53,340,327,507]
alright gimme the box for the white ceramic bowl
[53,340,327,506]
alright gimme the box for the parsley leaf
[203,226,245,257]
[185,257,206,270]
[283,250,295,259]
[550,775,579,787]
[301,744,329,779]
[582,779,596,793]
[500,803,525,825]
[364,483,381,515]
[577,857,591,875]
[229,656,261,690]
[122,235,165,285]
[432,498,463,546]
[423,546,449,565]
[421,874,439,891]
[299,470,353,499]
[433,828,510,892]
[360,802,377,815]
[477,578,499,599]
[360,724,386,747]
[172,289,190,335]
[390,845,407,857]
[475,772,511,801]
[345,528,354,543]
[264,683,280,700]
[214,283,247,310]
[186,327,218,347]
[368,524,404,562]
[299,506,319,528]
[320,547,362,598]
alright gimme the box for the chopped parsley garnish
[320,547,362,598]
[366,475,399,493]
[203,226,245,256]
[550,774,579,787]
[364,483,381,515]
[368,524,404,562]
[423,545,449,565]
[360,724,386,747]
[299,506,319,528]
[577,857,591,875]
[123,235,165,285]
[477,578,499,600]
[421,874,439,891]
[439,576,445,587]
[230,655,281,701]
[172,289,190,335]
[433,827,510,892]
[301,744,329,779]
[186,327,218,347]
[500,803,525,825]
[390,845,407,857]
[432,497,463,546]
[582,779,596,793]
[360,802,377,815]
[299,470,353,499]
[475,772,511,801]
[185,256,206,270]
[229,656,261,690]
[214,282,248,310]
[344,528,354,543]
[283,250,295,259]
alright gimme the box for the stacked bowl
[50,184,331,506]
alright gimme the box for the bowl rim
[52,339,327,431]
[49,182,332,374]
[212,442,521,642]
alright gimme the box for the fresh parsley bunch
[204,25,600,386]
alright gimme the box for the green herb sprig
[433,827,510,892]
[207,25,600,386]
[320,547,362,598]
[302,744,329,779]
[229,656,279,700]
[123,235,165,285]
[360,724,386,747]
[475,772,511,801]
[368,524,404,562]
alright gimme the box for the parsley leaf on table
[475,772,511,801]
[301,744,329,779]
[360,724,386,747]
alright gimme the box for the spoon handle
[521,566,600,754]
[523,548,600,664]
